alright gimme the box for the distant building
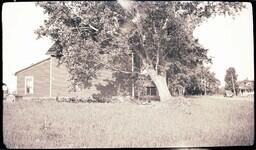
[237,79,254,96]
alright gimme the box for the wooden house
[15,43,159,99]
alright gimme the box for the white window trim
[25,76,34,95]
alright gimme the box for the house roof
[143,80,156,87]
[15,41,62,76]
[14,57,51,76]
[46,41,63,56]
[237,80,253,85]
[238,79,254,90]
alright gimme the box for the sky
[193,3,254,86]
[2,2,254,92]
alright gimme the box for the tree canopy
[35,1,245,101]
[225,67,239,95]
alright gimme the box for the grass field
[3,96,254,148]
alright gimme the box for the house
[237,79,254,96]
[15,42,159,99]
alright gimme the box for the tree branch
[89,24,99,32]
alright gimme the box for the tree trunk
[204,80,207,96]
[131,52,135,98]
[147,68,171,101]
[231,73,236,96]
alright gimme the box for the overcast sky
[2,2,254,92]
[193,3,254,85]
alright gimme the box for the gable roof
[15,57,51,76]
[46,41,63,56]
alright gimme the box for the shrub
[56,95,113,103]
[92,94,112,103]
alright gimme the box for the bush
[56,95,113,103]
[92,94,112,103]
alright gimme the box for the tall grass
[3,96,254,148]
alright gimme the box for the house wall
[15,55,135,98]
[16,59,50,97]
[51,57,132,98]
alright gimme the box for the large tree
[35,1,245,101]
[224,67,239,95]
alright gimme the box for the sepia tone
[2,1,254,148]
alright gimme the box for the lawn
[3,96,254,148]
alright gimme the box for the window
[25,76,33,95]
[146,87,157,96]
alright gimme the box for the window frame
[24,76,34,95]
[146,87,157,96]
